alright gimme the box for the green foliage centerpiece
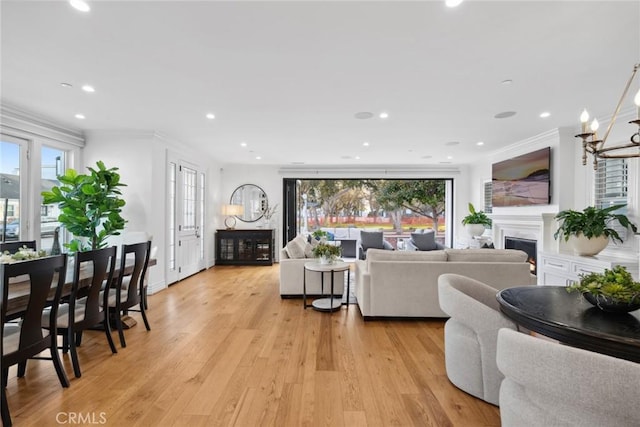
[42,161,127,252]
[312,242,341,264]
[567,265,640,313]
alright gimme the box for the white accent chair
[437,273,519,406]
[497,328,640,427]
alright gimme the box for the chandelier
[575,63,640,169]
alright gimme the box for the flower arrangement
[0,246,48,264]
[567,265,640,312]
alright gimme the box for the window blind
[594,158,628,239]
[483,181,493,214]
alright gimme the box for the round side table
[303,261,350,312]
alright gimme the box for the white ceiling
[1,1,639,166]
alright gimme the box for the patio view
[294,179,452,249]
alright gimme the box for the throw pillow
[360,231,384,249]
[410,230,437,251]
[285,235,307,259]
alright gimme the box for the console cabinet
[216,229,274,266]
[538,251,639,286]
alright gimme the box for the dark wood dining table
[5,257,156,320]
[497,286,640,363]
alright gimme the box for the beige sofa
[354,248,535,319]
[279,248,346,297]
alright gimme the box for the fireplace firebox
[505,237,537,275]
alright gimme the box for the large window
[1,136,27,242]
[283,178,454,248]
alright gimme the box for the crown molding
[0,103,84,146]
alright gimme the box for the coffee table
[303,261,350,312]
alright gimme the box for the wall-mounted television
[492,147,551,207]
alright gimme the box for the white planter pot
[568,234,609,256]
[464,224,486,237]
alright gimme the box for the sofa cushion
[285,235,308,259]
[360,231,384,249]
[410,230,437,250]
[445,249,527,262]
[366,248,447,269]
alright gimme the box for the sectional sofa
[354,248,536,319]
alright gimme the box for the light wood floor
[6,265,500,426]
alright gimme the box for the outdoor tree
[369,180,446,231]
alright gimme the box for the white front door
[167,155,205,284]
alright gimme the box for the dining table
[5,257,156,320]
[497,285,640,363]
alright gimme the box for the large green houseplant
[42,161,127,252]
[554,205,637,256]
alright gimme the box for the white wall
[218,164,470,256]
[468,115,639,259]
[84,130,222,293]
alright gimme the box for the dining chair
[437,273,519,406]
[43,246,118,378]
[497,328,640,426]
[2,254,70,427]
[105,240,151,347]
[0,240,37,254]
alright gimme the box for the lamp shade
[222,204,244,216]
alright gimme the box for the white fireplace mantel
[490,213,559,253]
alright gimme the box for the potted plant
[461,203,492,237]
[41,161,127,253]
[312,242,341,264]
[567,265,640,313]
[312,229,329,242]
[553,205,637,256]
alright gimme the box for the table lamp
[222,204,244,229]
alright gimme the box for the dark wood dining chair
[44,246,118,378]
[0,240,37,254]
[2,254,70,427]
[105,241,151,347]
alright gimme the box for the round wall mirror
[230,184,268,222]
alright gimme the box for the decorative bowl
[583,292,640,314]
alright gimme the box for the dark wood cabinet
[215,229,274,266]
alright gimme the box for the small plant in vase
[312,242,341,264]
[462,203,492,237]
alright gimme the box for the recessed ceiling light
[539,111,551,118]
[206,113,215,119]
[447,156,453,160]
[501,79,513,85]
[379,112,389,119]
[355,156,361,160]
[354,112,373,120]
[69,0,90,12]
[477,141,485,146]
[445,0,464,7]
[75,113,85,119]
[255,156,262,160]
[60,82,73,88]
[240,142,247,147]
[363,141,370,147]
[445,141,460,146]
[494,111,517,119]
[81,84,95,93]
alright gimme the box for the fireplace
[505,237,537,275]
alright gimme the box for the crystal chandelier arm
[602,63,640,144]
